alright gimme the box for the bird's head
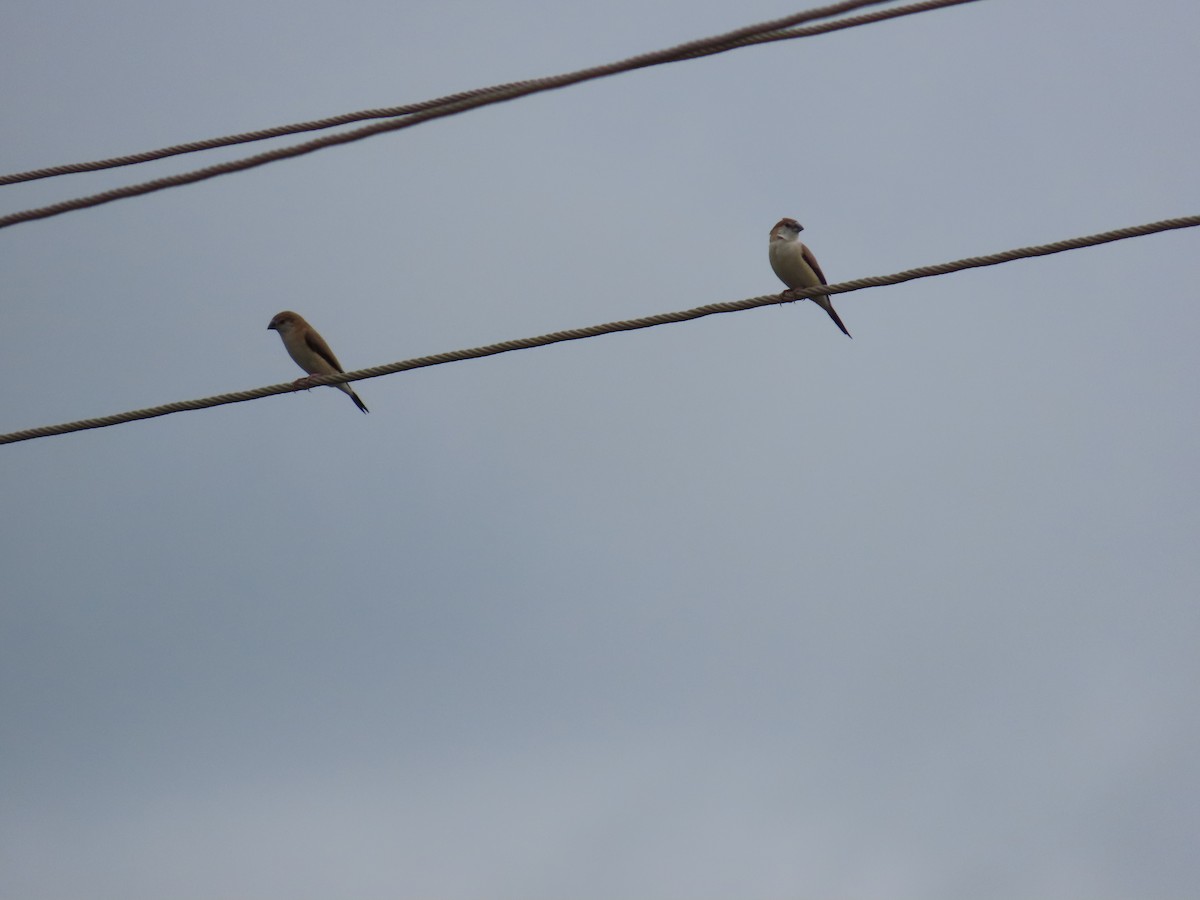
[267,311,303,334]
[770,218,804,242]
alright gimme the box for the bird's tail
[339,383,369,413]
[815,295,852,339]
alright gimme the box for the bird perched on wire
[768,217,851,338]
[267,310,369,413]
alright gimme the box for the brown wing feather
[800,243,828,285]
[305,329,345,373]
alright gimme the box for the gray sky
[2,0,1198,897]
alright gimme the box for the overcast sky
[2,1,1198,897]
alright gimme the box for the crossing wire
[0,0,985,227]
[1,214,1194,446]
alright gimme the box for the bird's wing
[305,329,345,373]
[801,243,829,285]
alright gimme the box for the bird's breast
[770,242,818,290]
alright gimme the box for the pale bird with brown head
[267,311,369,413]
[768,218,851,338]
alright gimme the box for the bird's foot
[291,375,318,392]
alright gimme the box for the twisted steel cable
[0,0,984,227]
[2,214,1193,446]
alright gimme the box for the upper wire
[0,0,984,228]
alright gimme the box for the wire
[0,0,985,227]
[2,214,1193,446]
[0,0,964,185]
[0,0,983,187]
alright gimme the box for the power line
[2,214,1193,446]
[0,0,976,186]
[0,0,984,228]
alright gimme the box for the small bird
[768,217,851,338]
[267,311,369,413]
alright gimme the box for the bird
[768,217,852,338]
[267,311,369,413]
